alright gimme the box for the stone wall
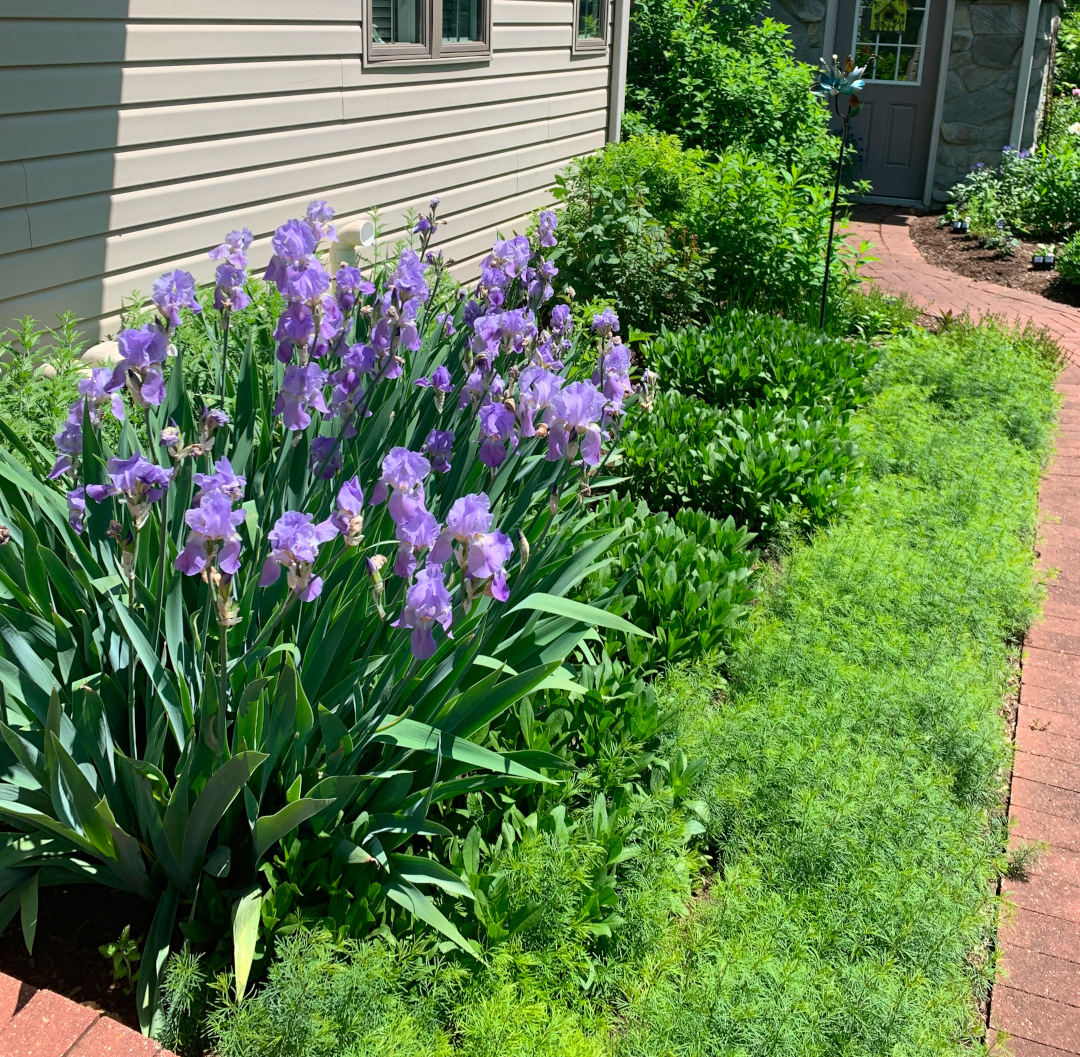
[767,0,827,65]
[932,0,1060,202]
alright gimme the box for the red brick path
[0,974,170,1057]
[848,207,1080,1055]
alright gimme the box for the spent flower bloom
[152,270,202,331]
[175,491,246,577]
[275,362,329,430]
[66,487,87,535]
[392,565,453,660]
[259,511,338,602]
[309,436,344,480]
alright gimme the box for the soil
[909,214,1080,308]
[0,884,151,1030]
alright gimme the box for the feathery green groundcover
[197,319,1059,1057]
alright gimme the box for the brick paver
[0,974,170,1057]
[849,208,1080,1054]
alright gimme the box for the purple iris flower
[415,365,453,392]
[275,363,329,431]
[175,491,246,577]
[79,368,125,425]
[594,343,633,406]
[48,410,83,479]
[108,325,169,408]
[517,367,563,438]
[545,381,607,466]
[208,228,253,268]
[200,406,229,433]
[435,311,456,337]
[429,492,513,604]
[537,211,558,249]
[213,262,251,312]
[265,219,319,294]
[423,428,455,473]
[259,511,338,602]
[413,216,433,235]
[394,508,441,579]
[477,402,516,469]
[193,457,247,504]
[153,270,202,331]
[161,425,182,450]
[387,249,430,305]
[309,436,343,480]
[392,566,454,660]
[335,265,375,313]
[481,236,531,291]
[459,369,503,411]
[371,447,431,526]
[528,259,557,305]
[591,308,620,336]
[305,200,338,243]
[85,453,173,529]
[327,476,365,544]
[550,304,572,334]
[66,487,87,534]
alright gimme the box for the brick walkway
[848,207,1080,1056]
[0,973,170,1057]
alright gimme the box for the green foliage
[625,0,834,176]
[1058,229,1080,284]
[99,924,142,994]
[831,286,921,341]
[0,315,86,457]
[647,309,878,411]
[553,134,861,332]
[621,393,859,538]
[1055,5,1080,94]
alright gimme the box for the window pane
[372,0,423,44]
[443,0,483,41]
[578,0,602,40]
[853,0,929,83]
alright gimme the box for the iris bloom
[176,491,246,577]
[259,511,338,601]
[392,566,454,659]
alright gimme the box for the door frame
[822,0,956,207]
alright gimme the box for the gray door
[831,0,947,201]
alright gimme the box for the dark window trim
[364,0,492,66]
[572,0,609,53]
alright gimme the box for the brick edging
[0,972,173,1057]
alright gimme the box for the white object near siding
[0,0,624,339]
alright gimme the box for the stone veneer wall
[932,0,1060,202]
[767,0,828,64]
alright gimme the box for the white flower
[1069,122,1080,135]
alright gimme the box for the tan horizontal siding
[0,3,612,337]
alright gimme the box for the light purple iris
[591,308,620,336]
[193,457,247,504]
[435,311,456,337]
[387,249,430,306]
[214,263,251,313]
[305,200,338,244]
[545,381,607,466]
[459,369,503,411]
[48,409,84,479]
[550,303,572,334]
[175,491,246,577]
[429,492,513,604]
[259,511,337,602]
[66,487,86,534]
[153,270,202,331]
[392,566,454,660]
[274,303,315,361]
[200,406,229,433]
[265,219,320,297]
[108,325,169,408]
[517,367,563,438]
[275,363,329,431]
[309,436,343,480]
[371,447,431,527]
[415,365,453,392]
[477,402,516,469]
[423,428,455,473]
[85,453,173,528]
[394,508,440,579]
[335,265,375,313]
[537,211,558,250]
[79,369,125,425]
[528,259,557,305]
[208,228,253,268]
[594,344,633,406]
[481,236,531,293]
[327,476,365,544]
[413,216,433,235]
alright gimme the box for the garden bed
[909,214,1080,307]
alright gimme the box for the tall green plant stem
[220,312,232,402]
[819,103,852,331]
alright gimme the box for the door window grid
[851,0,929,85]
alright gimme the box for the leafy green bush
[620,392,859,538]
[590,497,760,668]
[646,310,878,411]
[553,134,859,332]
[625,0,834,177]
[1058,230,1080,285]
[1056,5,1080,93]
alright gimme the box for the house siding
[0,1,614,338]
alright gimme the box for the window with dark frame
[366,0,491,63]
[573,0,607,51]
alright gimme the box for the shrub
[1056,5,1080,94]
[620,391,860,538]
[553,134,859,332]
[1058,230,1080,284]
[646,310,878,411]
[625,0,834,177]
[0,201,649,1030]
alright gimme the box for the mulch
[0,885,151,1030]
[908,214,1080,308]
